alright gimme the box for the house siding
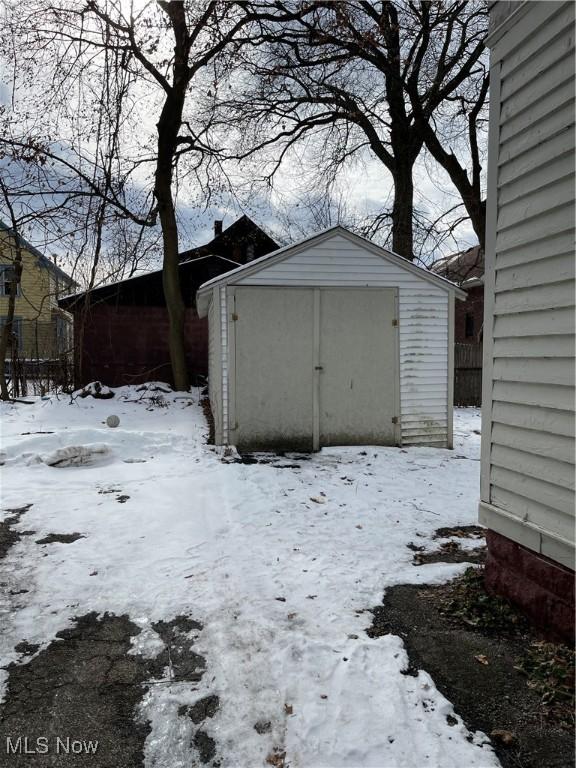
[0,233,53,324]
[0,231,74,358]
[480,1,575,570]
[231,234,451,446]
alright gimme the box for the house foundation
[484,530,574,645]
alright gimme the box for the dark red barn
[59,216,279,388]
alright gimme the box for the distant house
[431,246,484,406]
[59,216,279,388]
[431,245,484,343]
[197,226,465,451]
[480,0,574,642]
[0,220,76,360]
[179,215,278,265]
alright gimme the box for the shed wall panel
[220,286,230,444]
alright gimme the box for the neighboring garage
[196,226,465,452]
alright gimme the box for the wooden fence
[454,343,482,406]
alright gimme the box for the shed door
[231,287,315,451]
[319,288,398,446]
[230,286,398,451]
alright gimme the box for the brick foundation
[485,530,575,644]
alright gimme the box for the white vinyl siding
[481,0,575,567]
[219,286,230,445]
[234,234,450,446]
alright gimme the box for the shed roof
[196,226,466,317]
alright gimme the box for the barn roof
[196,226,466,317]
[58,215,278,309]
[59,254,240,310]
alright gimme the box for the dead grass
[440,567,575,728]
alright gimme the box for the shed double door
[230,286,399,451]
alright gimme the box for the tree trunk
[436,159,486,253]
[464,196,486,254]
[417,117,487,253]
[154,1,190,393]
[432,150,486,253]
[157,176,189,392]
[391,167,415,260]
[0,253,23,400]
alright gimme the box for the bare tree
[1,0,317,390]
[0,180,24,400]
[219,0,488,259]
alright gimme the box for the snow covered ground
[0,387,498,768]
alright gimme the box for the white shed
[197,226,465,452]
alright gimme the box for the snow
[0,390,497,767]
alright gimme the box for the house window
[0,265,20,297]
[0,317,22,353]
[465,312,475,338]
[246,244,255,262]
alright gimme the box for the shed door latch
[392,318,398,326]
[231,313,238,321]
[392,416,399,424]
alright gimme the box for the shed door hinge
[392,416,399,424]
[392,318,398,326]
[232,313,238,321]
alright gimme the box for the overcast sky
[0,1,482,281]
